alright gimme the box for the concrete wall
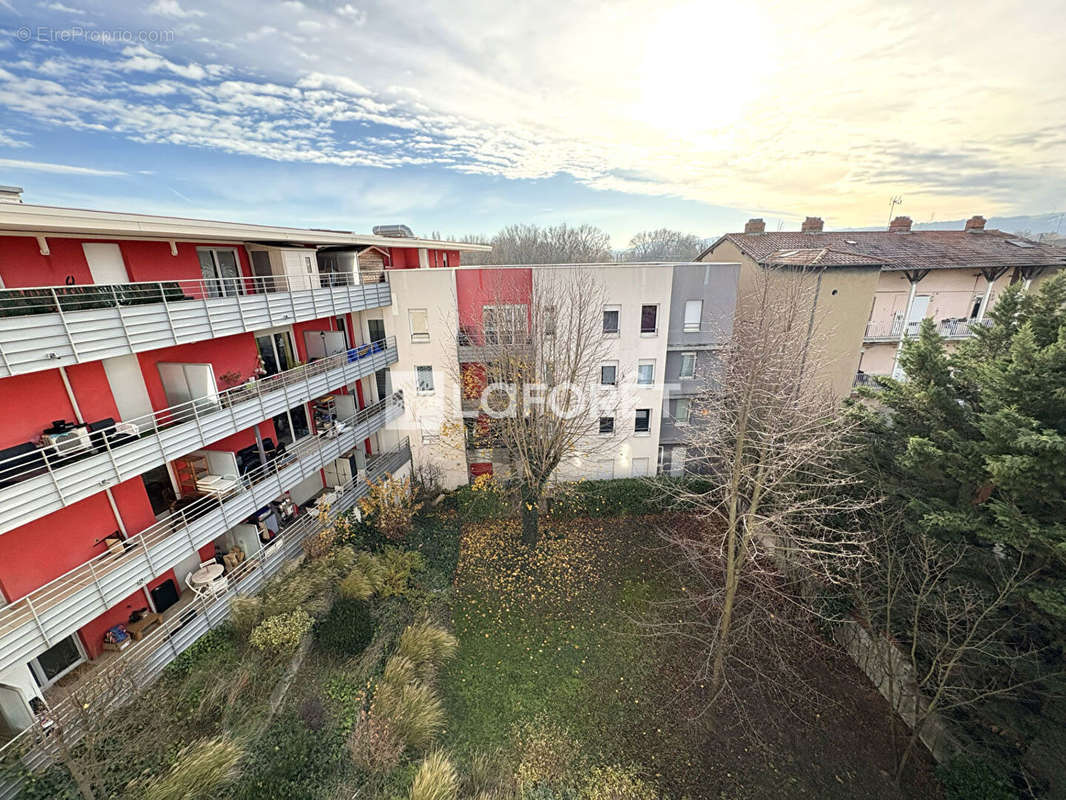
[666,262,738,349]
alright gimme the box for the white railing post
[50,287,81,363]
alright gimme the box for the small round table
[190,563,224,588]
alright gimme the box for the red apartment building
[0,188,487,753]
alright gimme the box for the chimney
[888,215,912,233]
[964,215,986,232]
[0,185,23,204]
[801,216,824,233]
[744,218,766,234]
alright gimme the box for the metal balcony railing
[0,337,399,534]
[863,317,993,341]
[0,437,411,783]
[0,273,392,377]
[0,391,403,675]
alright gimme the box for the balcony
[0,337,398,534]
[0,273,392,378]
[0,438,411,780]
[0,392,403,676]
[863,317,992,342]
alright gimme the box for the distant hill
[854,212,1065,237]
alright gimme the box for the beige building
[699,215,1066,393]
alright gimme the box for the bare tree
[450,267,624,544]
[659,267,871,703]
[622,228,706,262]
[852,516,1048,782]
[447,223,612,265]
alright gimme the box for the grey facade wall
[666,263,739,350]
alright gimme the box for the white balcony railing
[0,391,403,675]
[0,437,411,786]
[0,273,391,378]
[0,337,399,535]
[863,317,992,341]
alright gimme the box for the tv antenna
[887,196,903,227]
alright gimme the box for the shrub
[378,547,426,598]
[229,596,264,640]
[143,736,244,800]
[315,596,374,656]
[349,705,405,774]
[302,523,338,560]
[297,695,328,732]
[230,713,344,800]
[513,720,583,793]
[249,608,313,655]
[396,622,458,677]
[340,567,375,601]
[937,756,1017,800]
[580,765,658,800]
[409,750,459,800]
[451,474,510,521]
[358,474,424,541]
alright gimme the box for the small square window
[635,408,650,433]
[637,360,655,385]
[683,300,703,332]
[603,307,620,335]
[599,416,614,434]
[600,364,617,386]
[409,309,429,342]
[640,305,658,334]
[416,365,435,394]
[674,398,690,424]
[679,352,696,380]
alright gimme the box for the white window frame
[602,305,621,336]
[600,361,618,386]
[679,352,696,380]
[483,304,526,345]
[640,304,659,335]
[674,397,691,424]
[409,308,430,343]
[29,633,88,688]
[637,359,655,386]
[683,299,703,332]
[415,365,435,395]
[197,246,242,298]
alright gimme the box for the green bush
[249,608,313,656]
[448,477,511,521]
[229,713,344,800]
[937,756,1017,800]
[579,765,658,800]
[315,596,374,656]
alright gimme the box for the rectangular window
[640,304,658,334]
[416,365,435,394]
[684,300,703,332]
[409,309,430,342]
[637,360,655,385]
[544,305,557,337]
[599,416,614,434]
[603,307,620,335]
[635,408,650,433]
[600,363,617,386]
[679,352,696,380]
[483,304,526,345]
[674,398,691,424]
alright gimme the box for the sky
[0,0,1063,247]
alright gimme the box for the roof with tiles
[703,228,1066,272]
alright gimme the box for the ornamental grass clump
[395,622,458,679]
[408,750,459,800]
[143,735,244,800]
[374,677,445,751]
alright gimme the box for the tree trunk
[710,533,738,699]
[520,488,540,546]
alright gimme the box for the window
[635,408,650,433]
[631,457,649,477]
[640,304,658,334]
[273,403,310,447]
[684,300,703,332]
[673,398,691,424]
[483,304,526,345]
[596,460,615,479]
[637,360,655,385]
[602,306,620,334]
[416,365,435,394]
[600,363,617,386]
[441,252,449,267]
[409,309,430,343]
[544,305,557,337]
[256,330,297,376]
[679,352,696,380]
[29,634,85,687]
[599,416,614,434]
[197,247,241,298]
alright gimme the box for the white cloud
[116,45,210,81]
[0,158,126,176]
[147,0,205,17]
[45,2,86,13]
[336,4,367,24]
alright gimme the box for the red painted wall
[0,236,93,288]
[455,268,532,342]
[203,420,277,454]
[77,563,181,659]
[137,332,260,414]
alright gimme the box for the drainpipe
[58,366,84,424]
[253,423,268,467]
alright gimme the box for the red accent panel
[0,236,92,288]
[291,319,335,362]
[78,587,151,659]
[119,241,253,286]
[455,268,533,338]
[65,361,120,424]
[136,332,260,414]
[470,462,493,477]
[110,474,158,535]
[204,420,277,453]
[0,370,78,449]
